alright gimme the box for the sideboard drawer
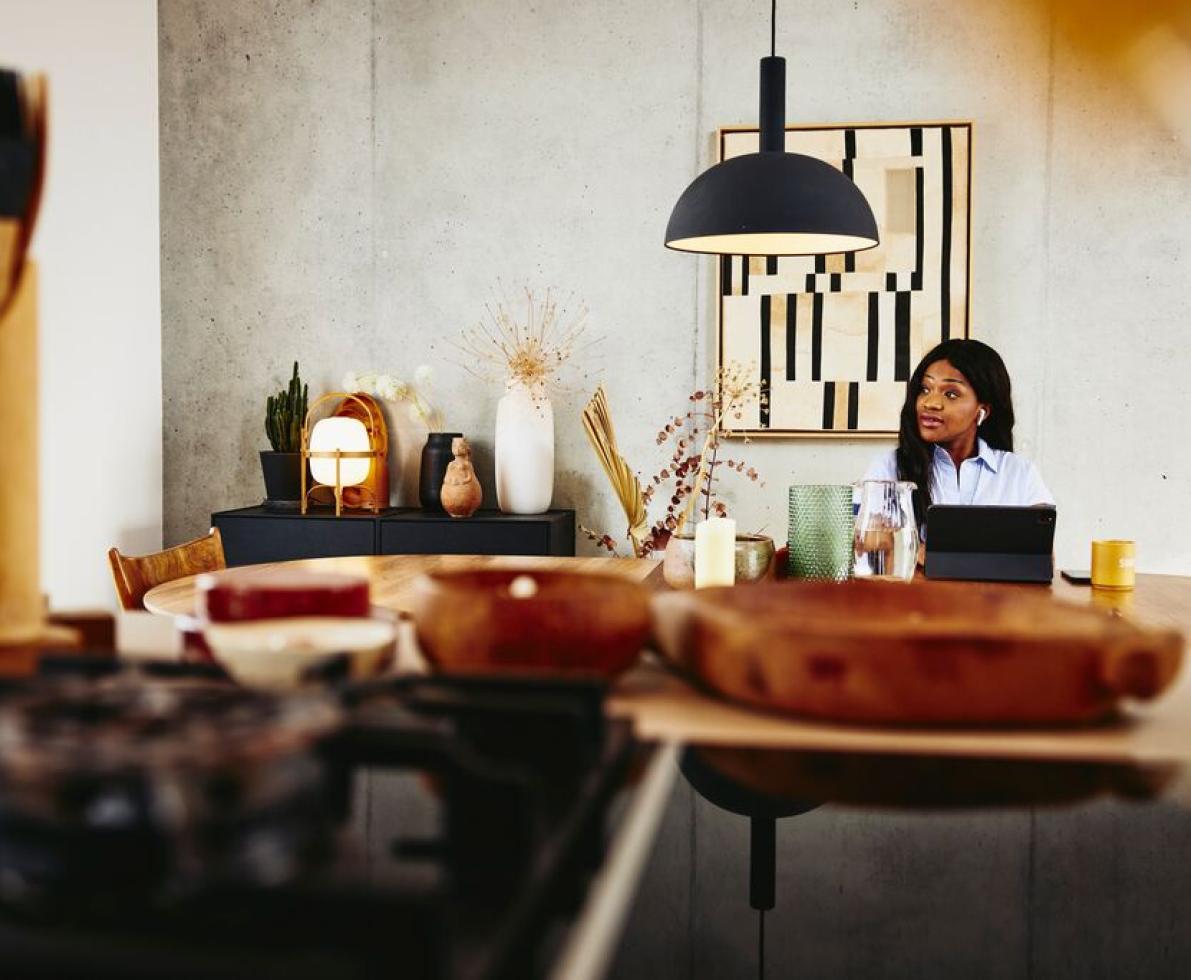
[379,510,574,557]
[214,511,377,566]
[210,506,575,564]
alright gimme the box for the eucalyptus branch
[674,402,727,534]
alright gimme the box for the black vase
[260,451,303,511]
[419,432,463,511]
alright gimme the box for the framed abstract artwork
[717,121,972,437]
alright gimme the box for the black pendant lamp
[665,1,879,257]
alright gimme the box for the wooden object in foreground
[410,568,651,678]
[46,610,116,652]
[0,219,19,306]
[108,528,227,611]
[657,579,1184,725]
[0,612,111,680]
[0,624,83,678]
[0,263,42,648]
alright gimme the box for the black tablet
[925,505,1056,583]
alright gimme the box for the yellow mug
[1091,539,1136,591]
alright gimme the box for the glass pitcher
[853,480,919,582]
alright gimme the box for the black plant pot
[419,432,463,511]
[260,450,303,511]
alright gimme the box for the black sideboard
[212,506,576,566]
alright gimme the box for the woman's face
[915,359,987,444]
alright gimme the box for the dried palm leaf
[582,386,648,556]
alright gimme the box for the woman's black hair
[896,339,1016,525]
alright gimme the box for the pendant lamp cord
[758,909,767,980]
[770,0,776,56]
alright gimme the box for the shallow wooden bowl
[410,569,651,677]
[655,580,1185,725]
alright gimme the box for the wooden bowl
[654,580,1185,725]
[410,569,651,677]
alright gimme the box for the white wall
[0,0,162,608]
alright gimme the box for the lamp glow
[308,417,370,487]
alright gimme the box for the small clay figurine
[440,436,483,518]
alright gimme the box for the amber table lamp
[300,392,388,516]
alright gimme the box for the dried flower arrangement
[342,366,443,430]
[454,283,594,403]
[581,362,766,558]
[581,386,649,556]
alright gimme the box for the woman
[863,339,1053,529]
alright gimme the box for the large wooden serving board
[655,579,1182,724]
[609,574,1191,765]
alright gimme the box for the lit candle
[694,517,736,588]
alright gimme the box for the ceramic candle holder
[662,531,776,590]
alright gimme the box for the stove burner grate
[0,658,644,979]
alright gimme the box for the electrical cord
[759,909,767,980]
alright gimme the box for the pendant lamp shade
[665,151,879,256]
[665,41,879,257]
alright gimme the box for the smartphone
[1061,569,1092,585]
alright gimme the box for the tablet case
[925,505,1056,583]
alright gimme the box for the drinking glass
[787,485,855,581]
[853,480,919,582]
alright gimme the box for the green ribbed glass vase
[787,484,855,581]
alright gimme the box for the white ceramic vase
[495,380,554,514]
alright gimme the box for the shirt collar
[933,438,1000,473]
[976,438,1000,472]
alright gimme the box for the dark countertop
[610,746,1191,979]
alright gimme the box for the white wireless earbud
[976,409,986,426]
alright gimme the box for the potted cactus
[260,361,308,510]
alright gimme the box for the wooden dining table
[142,552,665,618]
[142,556,1191,767]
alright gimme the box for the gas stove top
[0,659,652,980]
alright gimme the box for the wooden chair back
[107,528,226,611]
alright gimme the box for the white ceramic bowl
[204,617,396,689]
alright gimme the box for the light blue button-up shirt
[862,438,1054,508]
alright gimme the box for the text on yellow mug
[1091,539,1136,591]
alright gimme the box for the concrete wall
[1,0,162,608]
[159,0,1191,574]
